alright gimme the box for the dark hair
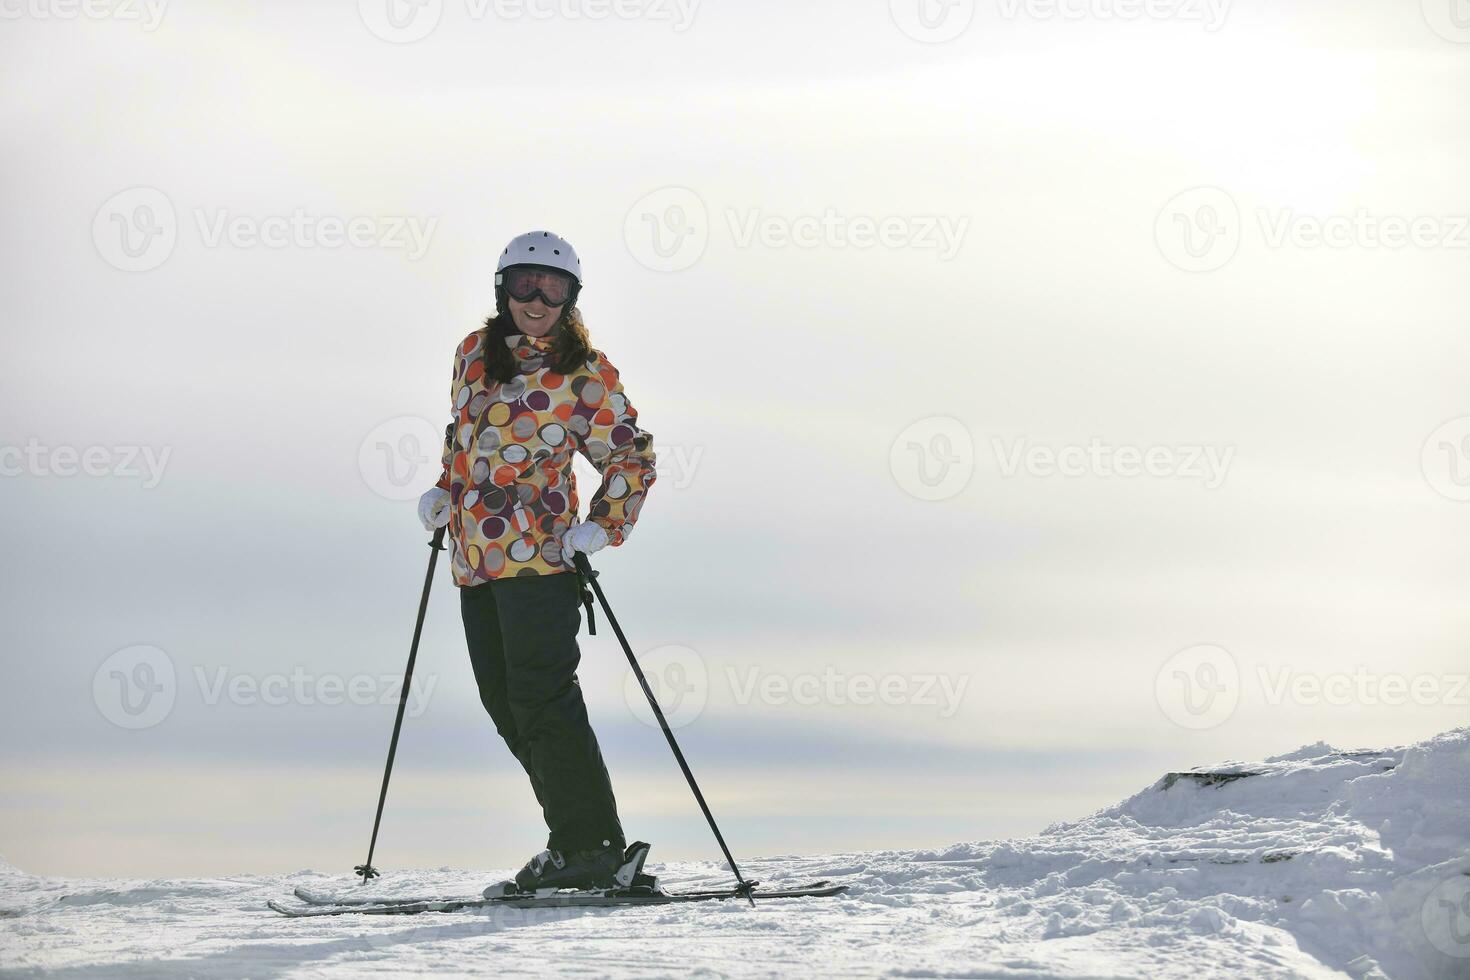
[481,289,593,383]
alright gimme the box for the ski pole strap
[574,563,597,635]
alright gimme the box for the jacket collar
[504,331,558,354]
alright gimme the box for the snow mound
[1,728,1467,979]
[918,727,1470,979]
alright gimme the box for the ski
[269,881,845,917]
[290,878,830,907]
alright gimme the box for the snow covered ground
[3,728,1468,979]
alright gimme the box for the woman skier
[417,230,657,892]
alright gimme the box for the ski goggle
[499,266,576,307]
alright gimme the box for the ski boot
[483,841,656,898]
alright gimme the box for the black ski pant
[460,570,625,854]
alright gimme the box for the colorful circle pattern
[440,330,656,585]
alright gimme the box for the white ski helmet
[495,230,583,285]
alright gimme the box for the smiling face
[507,294,565,337]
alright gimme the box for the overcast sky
[2,0,1468,878]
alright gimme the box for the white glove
[418,487,451,532]
[561,520,609,559]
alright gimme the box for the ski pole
[355,523,447,883]
[572,553,757,907]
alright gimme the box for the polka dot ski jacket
[434,328,656,585]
